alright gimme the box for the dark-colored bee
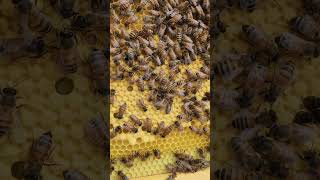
[275,32,320,57]
[153,149,161,159]
[214,166,263,180]
[49,0,76,18]
[29,131,55,165]
[13,0,58,36]
[242,24,279,61]
[57,30,79,74]
[290,15,320,42]
[11,161,42,180]
[114,103,127,119]
[118,170,129,180]
[63,169,90,180]
[0,87,19,137]
[300,149,320,169]
[88,48,108,95]
[293,111,316,124]
[84,114,107,149]
[303,96,320,111]
[0,36,47,59]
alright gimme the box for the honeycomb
[0,1,106,179]
[110,0,210,179]
[213,0,320,177]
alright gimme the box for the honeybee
[189,126,203,135]
[275,32,320,57]
[114,103,127,119]
[122,122,138,133]
[174,121,184,131]
[166,100,173,114]
[125,13,138,26]
[304,0,320,17]
[242,25,278,60]
[0,87,21,137]
[88,48,108,95]
[250,136,299,167]
[142,118,152,133]
[140,151,151,161]
[84,114,107,149]
[274,59,296,88]
[269,123,318,146]
[11,160,42,180]
[117,171,129,180]
[290,15,320,42]
[137,99,147,112]
[230,136,264,171]
[303,96,320,111]
[197,148,206,159]
[136,77,145,92]
[153,149,161,159]
[214,166,263,180]
[14,0,58,36]
[0,36,47,59]
[70,13,96,31]
[214,87,240,110]
[110,89,116,104]
[63,169,90,180]
[57,30,79,74]
[120,156,133,167]
[29,131,55,165]
[294,111,316,125]
[129,115,142,126]
[49,0,76,18]
[212,54,245,81]
[160,124,174,138]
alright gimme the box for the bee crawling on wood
[114,103,127,119]
[63,169,90,180]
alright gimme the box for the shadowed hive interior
[213,0,320,178]
[110,0,210,179]
[0,0,106,179]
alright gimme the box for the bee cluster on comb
[110,0,210,179]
